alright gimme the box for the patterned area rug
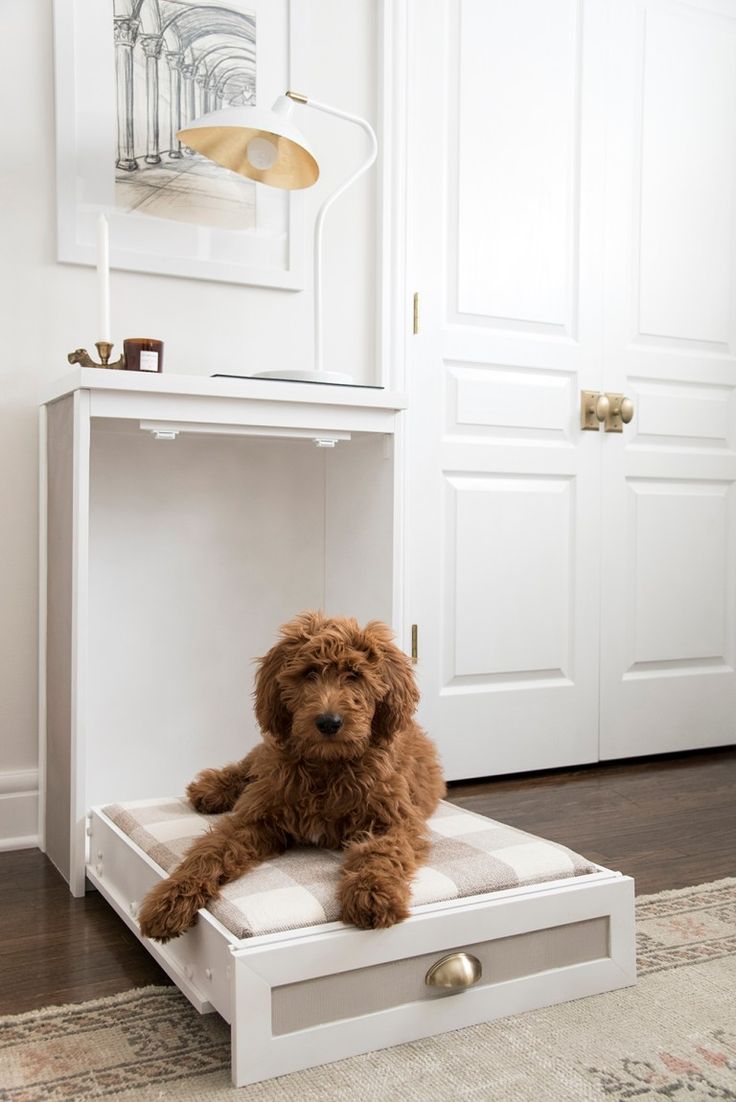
[1,878,735,1101]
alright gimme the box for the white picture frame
[53,0,304,290]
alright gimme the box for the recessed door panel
[629,379,735,450]
[446,364,574,442]
[455,0,581,329]
[448,475,572,681]
[638,4,736,347]
[628,481,728,666]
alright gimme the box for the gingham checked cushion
[103,798,597,939]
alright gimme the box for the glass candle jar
[123,338,164,373]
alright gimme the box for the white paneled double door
[405,0,736,780]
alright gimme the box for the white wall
[0,0,379,841]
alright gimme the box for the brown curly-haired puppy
[138,612,446,942]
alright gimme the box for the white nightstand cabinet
[39,368,407,895]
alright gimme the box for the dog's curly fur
[138,612,446,942]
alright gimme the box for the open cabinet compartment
[82,423,397,844]
[41,370,404,895]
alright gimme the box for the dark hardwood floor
[1,747,734,1016]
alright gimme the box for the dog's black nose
[315,713,344,736]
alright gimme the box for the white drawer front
[272,915,608,1034]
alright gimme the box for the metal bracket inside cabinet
[139,421,351,446]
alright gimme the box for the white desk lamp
[178,91,377,385]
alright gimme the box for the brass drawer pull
[425,952,482,990]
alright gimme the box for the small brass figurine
[68,341,125,370]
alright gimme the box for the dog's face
[254,612,419,761]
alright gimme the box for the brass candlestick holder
[67,341,125,370]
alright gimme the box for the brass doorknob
[594,393,610,423]
[425,952,482,990]
[580,390,635,431]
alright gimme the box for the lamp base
[251,368,354,385]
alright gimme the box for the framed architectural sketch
[54,0,304,289]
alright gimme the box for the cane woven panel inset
[103,798,597,939]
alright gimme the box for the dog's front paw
[138,879,202,943]
[186,771,237,815]
[338,870,410,930]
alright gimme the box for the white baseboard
[0,771,39,851]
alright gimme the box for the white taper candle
[97,213,111,343]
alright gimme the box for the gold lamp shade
[177,96,319,190]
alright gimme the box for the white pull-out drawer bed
[87,798,636,1088]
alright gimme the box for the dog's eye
[345,669,360,682]
[304,667,321,681]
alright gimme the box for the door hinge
[412,292,420,335]
[411,623,418,664]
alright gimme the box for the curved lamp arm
[287,93,378,377]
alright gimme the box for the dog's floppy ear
[253,640,292,742]
[254,611,326,741]
[365,621,420,743]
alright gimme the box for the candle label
[140,350,159,372]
